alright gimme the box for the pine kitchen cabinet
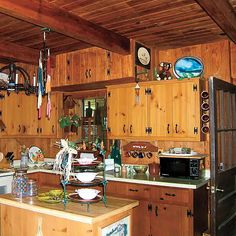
[107,78,203,141]
[52,47,133,88]
[0,92,59,137]
[107,83,148,138]
[106,181,208,236]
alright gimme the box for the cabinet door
[79,48,97,84]
[149,84,172,138]
[132,200,151,236]
[107,88,122,137]
[172,80,200,140]
[21,94,38,135]
[127,85,148,137]
[38,93,57,136]
[151,203,191,236]
[1,93,22,136]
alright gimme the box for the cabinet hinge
[148,204,152,212]
[193,84,198,91]
[145,88,152,95]
[108,91,111,97]
[187,209,194,217]
[145,127,152,134]
[194,127,198,134]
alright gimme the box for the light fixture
[0,62,37,96]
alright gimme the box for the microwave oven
[159,156,205,179]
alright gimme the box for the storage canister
[11,168,28,198]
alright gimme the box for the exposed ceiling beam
[0,41,40,65]
[0,0,130,55]
[0,40,56,67]
[195,0,236,44]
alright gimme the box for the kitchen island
[0,192,138,236]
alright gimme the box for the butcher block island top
[0,191,138,236]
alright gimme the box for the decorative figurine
[156,62,172,80]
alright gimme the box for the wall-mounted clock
[135,42,151,69]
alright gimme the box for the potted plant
[59,115,72,132]
[70,114,81,133]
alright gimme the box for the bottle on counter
[12,168,28,198]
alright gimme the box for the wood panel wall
[158,39,232,83]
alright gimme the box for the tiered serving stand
[61,154,107,212]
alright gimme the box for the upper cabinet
[52,47,134,88]
[0,92,61,137]
[107,78,203,141]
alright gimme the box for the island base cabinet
[0,205,93,236]
[0,204,135,236]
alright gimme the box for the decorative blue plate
[173,56,204,79]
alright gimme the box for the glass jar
[11,168,28,198]
[27,179,38,196]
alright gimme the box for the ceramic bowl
[76,158,97,165]
[75,188,100,200]
[133,165,148,174]
[75,172,98,183]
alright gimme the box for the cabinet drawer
[152,186,191,205]
[126,183,150,200]
[107,181,150,200]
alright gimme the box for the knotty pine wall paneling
[158,39,231,82]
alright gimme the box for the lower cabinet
[106,181,208,236]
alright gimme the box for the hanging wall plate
[173,56,204,79]
[135,42,151,69]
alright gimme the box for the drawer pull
[129,188,138,192]
[160,197,164,200]
[165,193,176,197]
[155,206,158,216]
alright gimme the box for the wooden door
[127,84,148,137]
[172,80,200,140]
[149,84,173,138]
[79,48,97,84]
[151,203,191,236]
[132,200,150,236]
[2,93,21,136]
[107,88,121,138]
[21,94,38,135]
[38,93,57,136]
[209,78,236,236]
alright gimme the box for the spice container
[27,179,38,196]
[11,168,28,198]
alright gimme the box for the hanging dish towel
[37,51,44,119]
[46,49,51,119]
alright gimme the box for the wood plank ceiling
[0,0,235,65]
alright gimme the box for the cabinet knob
[67,75,70,81]
[52,125,55,133]
[165,193,176,197]
[128,188,138,192]
[88,69,92,77]
[123,124,126,133]
[85,69,89,78]
[23,125,26,133]
[130,125,133,134]
[167,124,170,134]
[18,125,21,133]
[155,206,158,216]
[175,124,178,133]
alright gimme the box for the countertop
[0,192,138,224]
[0,165,209,190]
